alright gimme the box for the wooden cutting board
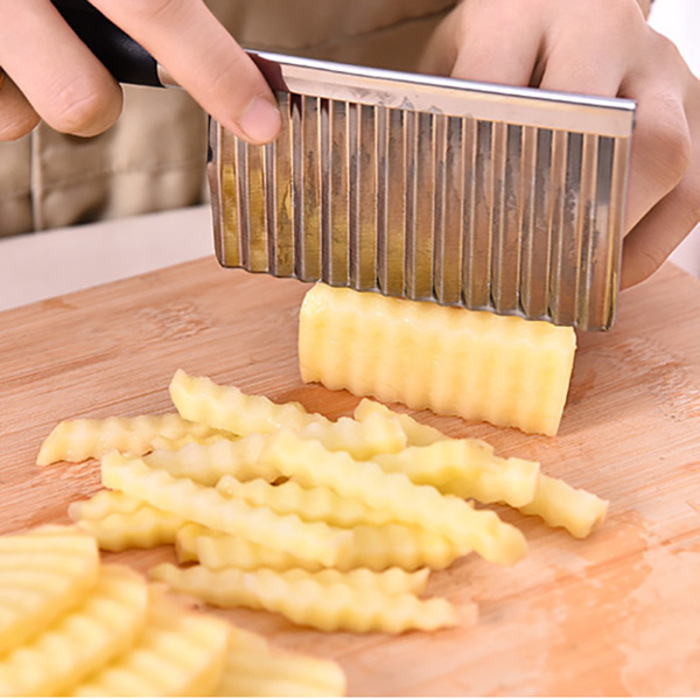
[1,256,699,696]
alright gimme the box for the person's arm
[0,0,281,144]
[420,0,699,289]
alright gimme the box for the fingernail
[237,96,281,144]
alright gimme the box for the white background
[650,0,700,278]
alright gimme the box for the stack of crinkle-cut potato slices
[1,283,608,696]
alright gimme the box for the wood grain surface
[1,257,699,696]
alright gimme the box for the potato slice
[0,565,149,696]
[69,590,230,697]
[0,527,99,656]
[216,625,346,697]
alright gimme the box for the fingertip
[233,95,282,145]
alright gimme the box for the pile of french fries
[8,367,608,695]
[36,370,607,640]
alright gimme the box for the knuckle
[50,77,119,135]
[678,173,700,225]
[638,99,692,188]
[605,0,644,27]
[633,246,666,282]
[651,30,687,72]
[661,121,692,175]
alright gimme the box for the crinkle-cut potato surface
[521,473,609,538]
[0,526,100,656]
[101,451,351,567]
[143,433,276,485]
[67,488,145,520]
[169,368,407,459]
[0,527,347,696]
[217,625,347,697]
[354,397,446,446]
[150,562,458,634]
[69,590,231,697]
[36,413,226,466]
[0,563,149,697]
[371,439,541,507]
[73,505,187,551]
[216,472,401,528]
[175,520,468,573]
[258,429,528,566]
[298,282,577,436]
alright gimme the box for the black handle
[50,0,163,87]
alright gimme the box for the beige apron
[0,0,454,237]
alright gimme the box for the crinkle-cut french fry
[519,474,609,538]
[169,369,406,459]
[174,523,206,563]
[143,435,277,486]
[259,430,527,565]
[372,440,540,508]
[299,283,576,436]
[346,523,468,571]
[354,398,606,536]
[216,625,346,697]
[253,566,429,596]
[353,397,445,447]
[216,471,476,567]
[68,489,187,550]
[67,489,145,521]
[0,527,99,656]
[101,452,350,567]
[150,563,457,633]
[184,551,429,595]
[36,413,227,466]
[287,566,431,596]
[69,590,230,697]
[73,507,189,552]
[296,411,406,460]
[0,564,149,697]
[170,368,313,433]
[150,431,235,452]
[174,523,319,569]
[177,520,468,573]
[216,474,394,528]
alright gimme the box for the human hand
[0,0,281,145]
[420,0,700,288]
